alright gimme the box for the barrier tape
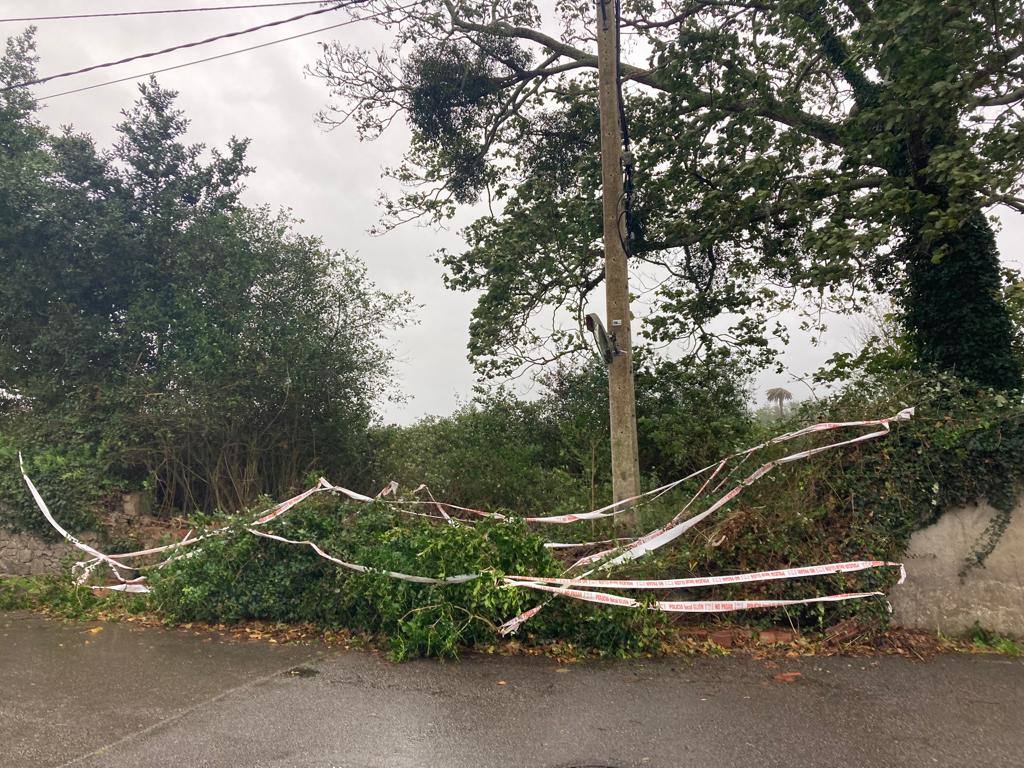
[543,537,634,550]
[247,529,480,584]
[17,408,913,627]
[502,579,886,614]
[96,583,151,594]
[19,454,139,584]
[506,560,906,590]
[497,407,914,634]
[580,413,914,571]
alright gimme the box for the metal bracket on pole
[585,312,623,366]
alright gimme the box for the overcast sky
[8,1,1024,422]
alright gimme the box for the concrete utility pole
[595,0,641,507]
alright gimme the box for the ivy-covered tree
[1,32,409,514]
[311,0,1024,387]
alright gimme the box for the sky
[7,1,1024,422]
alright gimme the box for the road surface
[2,611,1021,767]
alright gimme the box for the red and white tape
[503,579,886,614]
[506,560,906,590]
[18,408,913,627]
[498,408,914,634]
[247,529,480,584]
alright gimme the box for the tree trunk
[901,209,1020,390]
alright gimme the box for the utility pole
[595,0,641,508]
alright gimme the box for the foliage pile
[11,363,1024,657]
[146,498,668,660]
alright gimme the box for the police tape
[247,529,480,584]
[501,579,887,614]
[577,409,915,570]
[19,454,140,585]
[19,408,913,620]
[543,537,634,550]
[497,407,915,634]
[506,560,906,590]
[494,563,904,634]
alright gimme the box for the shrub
[0,416,120,536]
[149,497,570,659]
[368,390,589,515]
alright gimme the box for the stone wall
[0,529,87,576]
[891,501,1024,637]
[1,492,169,577]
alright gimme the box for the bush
[1,41,408,521]
[629,367,1024,631]
[149,497,570,659]
[368,391,586,515]
[0,415,122,536]
[149,498,673,659]
[368,357,755,517]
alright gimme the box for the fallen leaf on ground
[773,671,802,683]
[497,680,507,686]
[86,627,103,635]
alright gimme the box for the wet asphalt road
[2,611,1022,768]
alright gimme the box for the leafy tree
[311,0,1024,386]
[369,354,752,511]
[766,387,793,418]
[1,33,409,515]
[369,389,579,513]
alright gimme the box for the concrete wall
[891,501,1024,637]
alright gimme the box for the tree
[766,387,793,418]
[368,354,752,510]
[311,0,1024,387]
[1,34,409,513]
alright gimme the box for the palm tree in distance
[766,387,793,419]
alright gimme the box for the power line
[2,2,352,92]
[36,4,411,101]
[0,2,328,23]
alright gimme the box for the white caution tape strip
[503,579,886,613]
[19,454,139,584]
[95,583,152,594]
[543,537,635,550]
[506,560,906,590]
[498,407,914,634]
[247,529,480,584]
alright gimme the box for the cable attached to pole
[613,0,636,258]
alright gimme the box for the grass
[0,574,148,620]
[5,574,1023,661]
[968,622,1024,657]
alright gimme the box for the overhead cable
[36,3,411,101]
[0,2,328,23]
[2,2,351,92]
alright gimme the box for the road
[2,611,1022,768]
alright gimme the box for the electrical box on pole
[595,0,641,510]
